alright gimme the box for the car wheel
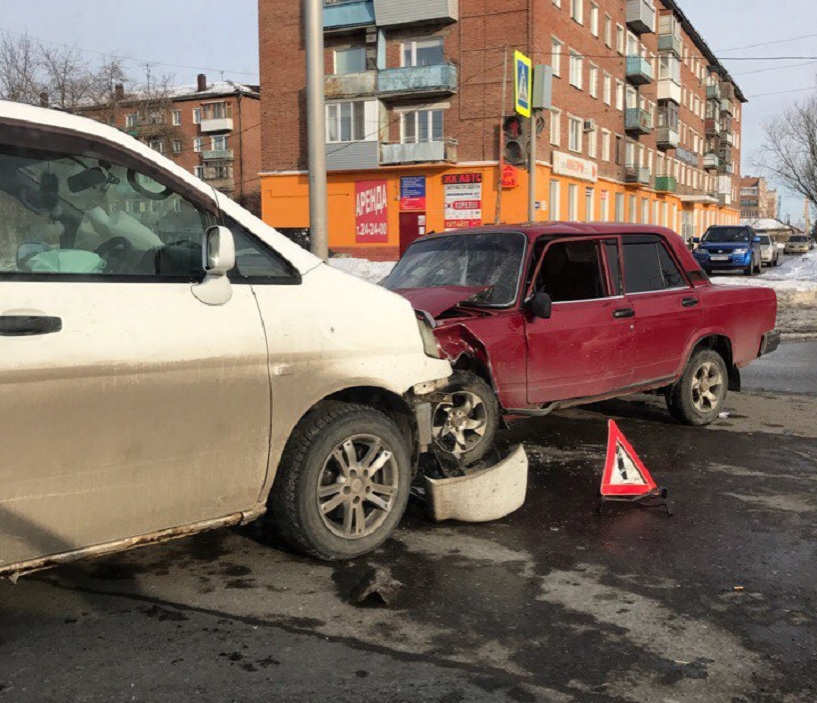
[666,349,728,426]
[270,402,410,560]
[744,261,753,276]
[431,371,499,466]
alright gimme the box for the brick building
[80,75,262,213]
[740,176,778,220]
[259,0,745,259]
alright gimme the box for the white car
[757,234,780,266]
[0,101,452,577]
[785,235,810,255]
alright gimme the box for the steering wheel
[127,168,173,201]
[95,236,135,274]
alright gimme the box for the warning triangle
[601,420,658,497]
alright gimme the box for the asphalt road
[742,340,817,395]
[2,368,816,702]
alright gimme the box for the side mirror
[692,237,701,244]
[193,225,235,306]
[529,291,553,320]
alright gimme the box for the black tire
[666,349,729,426]
[270,402,411,560]
[431,371,499,466]
[744,261,753,276]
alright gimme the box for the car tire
[744,261,753,276]
[431,371,499,467]
[666,348,729,426]
[270,402,411,560]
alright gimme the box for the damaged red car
[382,223,780,465]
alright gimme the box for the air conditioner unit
[583,119,597,133]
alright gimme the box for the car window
[623,241,687,293]
[758,235,771,244]
[224,216,300,283]
[0,142,211,280]
[537,240,608,302]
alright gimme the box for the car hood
[392,286,490,318]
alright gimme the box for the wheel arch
[689,334,740,391]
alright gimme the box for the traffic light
[503,115,529,168]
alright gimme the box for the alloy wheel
[432,391,488,458]
[691,361,724,413]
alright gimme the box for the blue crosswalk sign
[514,50,532,118]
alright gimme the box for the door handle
[613,308,635,319]
[682,297,699,308]
[0,315,62,336]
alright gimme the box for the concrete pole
[305,0,329,260]
[528,110,537,222]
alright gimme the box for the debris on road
[349,567,405,607]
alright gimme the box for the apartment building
[80,75,262,213]
[259,0,745,259]
[740,176,777,219]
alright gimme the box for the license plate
[710,255,729,261]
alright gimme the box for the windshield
[790,236,807,242]
[702,227,750,243]
[758,235,771,244]
[382,232,526,306]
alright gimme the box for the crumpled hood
[392,286,489,318]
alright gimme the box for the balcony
[706,84,721,102]
[719,162,734,175]
[625,164,651,185]
[656,126,679,149]
[626,0,655,34]
[721,98,734,115]
[718,193,732,207]
[373,0,458,26]
[325,71,377,99]
[704,118,721,136]
[380,138,458,165]
[703,153,719,170]
[658,79,681,104]
[625,108,652,135]
[200,117,234,133]
[658,33,681,57]
[719,147,733,165]
[377,63,458,99]
[655,176,677,193]
[202,149,234,161]
[625,56,653,85]
[721,131,734,146]
[324,0,375,30]
[326,140,379,171]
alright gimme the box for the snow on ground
[328,257,395,285]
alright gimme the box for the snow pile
[712,251,817,307]
[328,257,395,285]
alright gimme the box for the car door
[622,235,703,383]
[0,126,271,568]
[526,237,636,404]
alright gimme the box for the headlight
[416,312,442,359]
[733,248,748,254]
[694,250,708,257]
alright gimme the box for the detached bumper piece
[424,445,528,523]
[760,329,781,357]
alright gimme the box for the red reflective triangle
[601,420,658,497]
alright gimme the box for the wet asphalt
[1,353,816,702]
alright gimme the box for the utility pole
[528,110,537,222]
[305,0,329,260]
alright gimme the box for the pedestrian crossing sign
[514,50,532,118]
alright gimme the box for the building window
[604,16,612,48]
[601,129,611,161]
[615,192,624,221]
[628,194,637,223]
[589,64,598,99]
[585,187,594,222]
[550,180,561,219]
[568,116,583,153]
[192,108,202,124]
[641,198,649,224]
[615,135,624,165]
[202,102,230,120]
[171,110,181,126]
[570,0,583,24]
[551,37,563,77]
[626,86,638,110]
[603,73,612,105]
[172,139,182,154]
[148,139,163,154]
[125,113,137,128]
[616,24,625,54]
[590,3,599,36]
[402,109,443,143]
[194,165,204,179]
[659,54,681,84]
[588,129,597,159]
[600,191,609,221]
[550,109,561,146]
[211,135,227,151]
[327,101,366,142]
[193,137,203,152]
[568,184,578,220]
[615,80,624,111]
[334,46,367,74]
[402,38,444,67]
[569,51,583,89]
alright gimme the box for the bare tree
[757,95,817,213]
[0,32,42,104]
[38,42,95,112]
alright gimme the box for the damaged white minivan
[0,101,454,578]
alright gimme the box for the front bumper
[785,246,808,254]
[759,329,781,357]
[695,252,752,270]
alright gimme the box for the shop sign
[501,165,520,189]
[443,173,483,229]
[355,180,389,243]
[400,176,426,211]
[552,151,598,183]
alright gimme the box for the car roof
[421,222,681,244]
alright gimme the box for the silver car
[785,235,810,255]
[757,234,780,266]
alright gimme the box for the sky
[3,0,816,220]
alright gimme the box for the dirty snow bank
[328,257,395,285]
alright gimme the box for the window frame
[529,236,617,304]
